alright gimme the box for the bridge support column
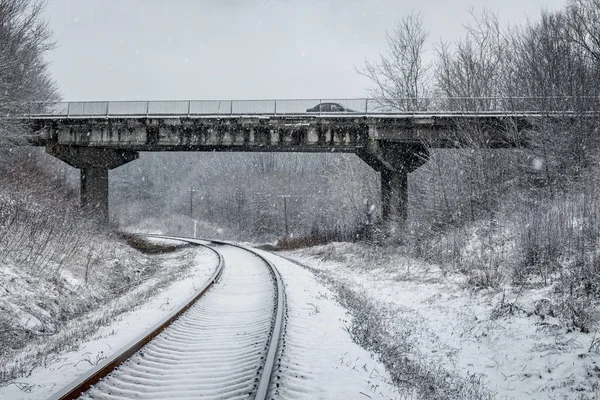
[381,167,408,222]
[357,141,429,224]
[46,145,138,223]
[81,167,109,221]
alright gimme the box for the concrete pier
[80,167,109,221]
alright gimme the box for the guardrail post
[187,100,191,117]
[319,99,322,115]
[230,100,233,116]
[365,98,368,115]
[106,102,109,117]
[274,100,277,115]
[67,102,71,118]
[145,101,149,118]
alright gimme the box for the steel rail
[145,234,286,400]
[47,239,224,400]
[49,234,286,400]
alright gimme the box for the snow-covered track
[47,239,224,400]
[49,235,285,400]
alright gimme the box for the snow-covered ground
[0,246,218,400]
[5,237,598,399]
[280,242,600,400]
[253,247,399,399]
[2,239,406,400]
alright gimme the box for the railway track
[49,236,286,400]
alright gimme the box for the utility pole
[364,199,375,240]
[278,195,291,236]
[276,194,314,237]
[283,196,289,236]
[189,186,198,218]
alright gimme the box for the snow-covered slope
[282,242,600,400]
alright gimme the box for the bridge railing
[14,96,600,118]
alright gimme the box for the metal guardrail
[6,97,600,118]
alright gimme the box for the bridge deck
[28,114,530,150]
[17,97,598,150]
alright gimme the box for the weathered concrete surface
[381,168,408,223]
[80,167,109,221]
[46,144,138,169]
[29,115,527,150]
[46,144,138,223]
[357,142,429,222]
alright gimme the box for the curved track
[49,237,285,400]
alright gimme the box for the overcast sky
[44,0,566,101]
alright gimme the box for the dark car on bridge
[306,102,356,113]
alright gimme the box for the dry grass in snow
[0,244,218,400]
[282,242,600,400]
[0,183,210,391]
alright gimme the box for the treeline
[111,152,378,241]
[0,0,139,295]
[361,3,600,112]
[0,0,70,259]
[386,1,600,255]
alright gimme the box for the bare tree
[358,12,431,111]
[503,7,600,189]
[566,0,600,62]
[435,9,508,111]
[0,0,59,146]
[507,10,595,113]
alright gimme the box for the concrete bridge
[21,97,558,223]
